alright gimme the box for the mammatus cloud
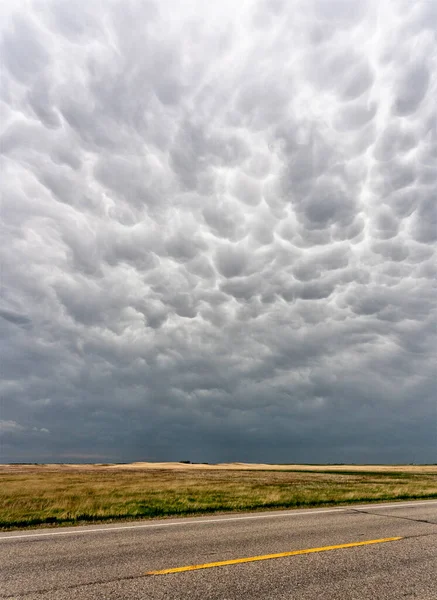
[0,0,436,463]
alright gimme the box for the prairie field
[1,463,436,530]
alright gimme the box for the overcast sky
[1,0,436,464]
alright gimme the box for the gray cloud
[0,0,436,464]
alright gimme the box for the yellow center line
[145,537,402,575]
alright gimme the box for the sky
[0,0,436,464]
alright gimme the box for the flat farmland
[1,463,436,530]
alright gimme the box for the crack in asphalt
[0,574,144,598]
[349,508,437,526]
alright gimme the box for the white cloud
[0,420,25,433]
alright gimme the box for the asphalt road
[1,500,436,599]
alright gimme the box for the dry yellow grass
[1,463,436,530]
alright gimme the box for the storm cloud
[0,0,436,464]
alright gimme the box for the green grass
[1,467,436,530]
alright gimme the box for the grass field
[1,463,436,530]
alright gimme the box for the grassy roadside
[1,467,436,530]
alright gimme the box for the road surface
[1,500,436,599]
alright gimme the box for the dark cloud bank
[0,0,436,464]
